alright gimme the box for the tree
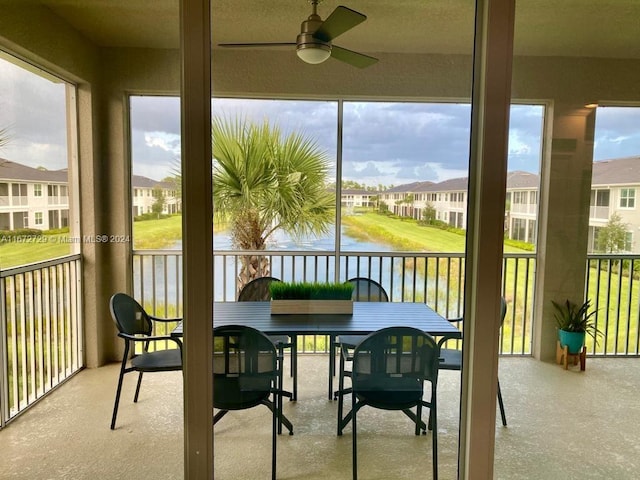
[151,187,165,217]
[597,212,628,253]
[421,203,436,225]
[212,116,335,292]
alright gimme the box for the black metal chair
[213,325,293,480]
[438,297,508,426]
[330,277,389,400]
[238,276,298,401]
[109,292,183,430]
[337,326,440,480]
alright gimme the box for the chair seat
[131,348,182,372]
[438,348,461,370]
[214,376,272,410]
[336,334,366,348]
[268,334,292,346]
[354,376,424,410]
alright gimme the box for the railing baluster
[0,255,83,425]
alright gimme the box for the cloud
[10,56,613,190]
[144,131,181,155]
[0,59,67,169]
[594,106,640,161]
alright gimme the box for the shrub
[134,212,170,221]
[0,228,44,243]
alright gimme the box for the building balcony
[589,206,610,220]
[1,354,639,479]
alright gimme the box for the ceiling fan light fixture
[296,42,332,64]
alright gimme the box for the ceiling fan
[218,1,378,68]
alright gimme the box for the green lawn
[342,212,530,253]
[0,234,72,269]
[132,215,184,249]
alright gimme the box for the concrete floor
[1,355,639,479]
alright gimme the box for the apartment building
[378,156,640,253]
[0,159,69,231]
[131,174,181,217]
[0,159,180,231]
[340,188,376,208]
[587,156,640,253]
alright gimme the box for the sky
[2,55,640,187]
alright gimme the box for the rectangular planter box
[270,299,353,315]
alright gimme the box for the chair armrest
[340,343,354,362]
[447,317,463,324]
[149,315,183,323]
[118,332,183,349]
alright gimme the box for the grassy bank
[342,212,530,254]
[132,215,183,249]
[0,233,71,268]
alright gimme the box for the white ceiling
[41,0,640,59]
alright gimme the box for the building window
[512,218,527,241]
[625,232,633,252]
[590,189,610,206]
[529,191,537,205]
[527,219,537,244]
[512,191,525,204]
[34,184,42,196]
[35,212,43,225]
[620,188,635,208]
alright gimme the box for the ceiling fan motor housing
[296,13,331,63]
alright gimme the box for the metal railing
[586,254,640,356]
[0,255,84,427]
[133,250,536,356]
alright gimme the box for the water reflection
[134,228,416,307]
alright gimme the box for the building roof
[592,156,640,186]
[1,159,176,189]
[382,181,433,194]
[342,189,374,195]
[422,176,468,192]
[506,171,539,189]
[132,174,176,190]
[0,158,68,183]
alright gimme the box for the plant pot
[558,329,586,354]
[270,299,353,315]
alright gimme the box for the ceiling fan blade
[331,45,378,68]
[218,42,295,48]
[313,6,366,42]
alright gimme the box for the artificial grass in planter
[269,281,354,300]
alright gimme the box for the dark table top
[171,301,461,339]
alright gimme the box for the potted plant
[269,281,354,314]
[552,298,602,354]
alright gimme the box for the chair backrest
[347,277,389,302]
[238,276,281,302]
[213,325,278,408]
[352,326,439,388]
[110,292,152,336]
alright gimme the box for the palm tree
[0,127,9,149]
[212,116,335,293]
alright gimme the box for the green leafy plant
[269,281,354,300]
[551,299,603,342]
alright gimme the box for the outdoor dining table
[171,301,462,399]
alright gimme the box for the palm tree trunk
[237,254,271,297]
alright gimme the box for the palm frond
[211,115,334,249]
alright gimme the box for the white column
[181,0,213,476]
[459,0,515,478]
[533,103,596,361]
